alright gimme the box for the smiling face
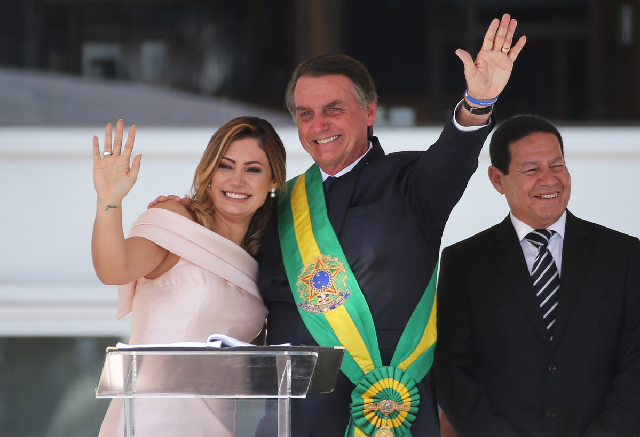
[488,132,571,229]
[208,137,275,226]
[294,74,376,175]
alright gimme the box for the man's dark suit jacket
[435,212,640,437]
[256,120,492,436]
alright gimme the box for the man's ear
[488,166,506,195]
[366,102,376,126]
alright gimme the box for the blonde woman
[93,117,286,436]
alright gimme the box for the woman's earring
[207,182,211,188]
[270,188,276,198]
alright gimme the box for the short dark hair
[285,54,378,138]
[489,115,564,174]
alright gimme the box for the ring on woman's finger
[103,151,113,156]
[501,47,510,53]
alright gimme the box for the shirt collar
[319,142,373,181]
[510,211,567,242]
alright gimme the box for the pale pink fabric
[99,209,267,437]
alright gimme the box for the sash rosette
[278,165,437,437]
[349,366,419,436]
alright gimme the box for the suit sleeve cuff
[452,100,491,132]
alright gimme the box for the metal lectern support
[123,398,133,437]
[277,352,292,437]
[123,354,137,437]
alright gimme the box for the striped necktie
[525,229,560,341]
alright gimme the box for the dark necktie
[323,176,336,204]
[525,229,560,341]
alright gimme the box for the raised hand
[456,13,526,101]
[92,119,141,202]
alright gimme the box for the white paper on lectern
[114,333,291,350]
[206,333,253,347]
[206,334,290,347]
[114,341,215,349]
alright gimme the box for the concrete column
[294,0,344,64]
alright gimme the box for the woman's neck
[212,215,251,248]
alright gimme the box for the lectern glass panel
[96,349,318,398]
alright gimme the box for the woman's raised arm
[91,120,168,285]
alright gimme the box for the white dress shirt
[510,211,566,275]
[319,143,373,181]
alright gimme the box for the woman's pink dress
[98,208,267,437]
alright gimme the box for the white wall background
[1,125,638,338]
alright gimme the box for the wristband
[464,89,498,106]
[462,99,493,115]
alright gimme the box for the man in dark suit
[257,15,526,437]
[435,115,640,437]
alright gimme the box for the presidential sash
[278,164,438,437]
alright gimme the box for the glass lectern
[96,345,344,436]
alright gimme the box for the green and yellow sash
[278,164,438,437]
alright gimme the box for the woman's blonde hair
[186,116,286,256]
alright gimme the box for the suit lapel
[326,140,384,236]
[550,211,590,352]
[492,216,551,346]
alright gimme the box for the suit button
[546,411,556,419]
[548,363,557,372]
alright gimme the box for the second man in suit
[435,115,640,437]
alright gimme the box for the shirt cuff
[452,100,491,132]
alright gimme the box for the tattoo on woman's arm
[105,205,118,211]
